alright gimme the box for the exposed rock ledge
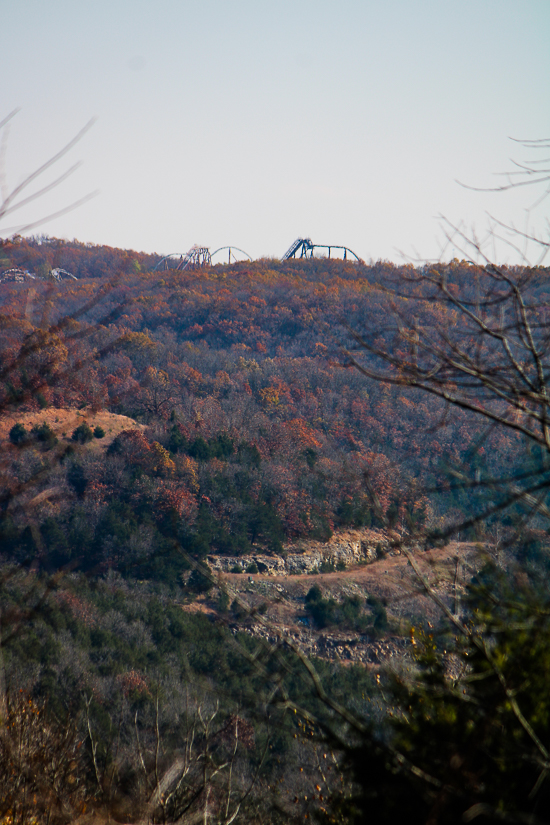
[208,528,393,576]
[232,622,410,665]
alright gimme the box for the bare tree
[458,137,550,265]
[340,140,550,543]
[309,141,550,823]
[0,109,97,236]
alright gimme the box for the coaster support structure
[281,238,362,262]
[154,246,212,272]
[210,246,252,264]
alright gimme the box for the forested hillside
[2,236,550,824]
[2,236,542,574]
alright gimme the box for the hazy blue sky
[2,0,549,263]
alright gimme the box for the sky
[1,0,549,264]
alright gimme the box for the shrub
[168,424,187,453]
[307,597,337,628]
[31,422,58,450]
[375,543,386,559]
[367,594,388,634]
[246,562,259,574]
[9,422,27,445]
[217,588,230,613]
[302,447,318,469]
[310,513,333,543]
[188,565,213,593]
[231,598,247,620]
[305,585,337,628]
[67,462,88,498]
[341,595,362,623]
[93,425,105,438]
[306,586,373,632]
[71,421,93,444]
[306,584,322,603]
[188,436,211,461]
[211,431,234,459]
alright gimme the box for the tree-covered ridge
[5,237,550,823]
[1,239,546,577]
[0,234,158,279]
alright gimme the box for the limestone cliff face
[208,528,391,576]
[235,620,410,665]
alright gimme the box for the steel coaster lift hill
[281,238,362,262]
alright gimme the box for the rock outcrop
[233,621,410,665]
[208,528,391,576]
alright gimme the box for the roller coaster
[281,238,362,262]
[0,267,77,283]
[154,238,362,271]
[50,268,77,281]
[0,269,35,283]
[154,246,212,272]
[1,237,363,282]
[154,245,253,271]
[211,246,253,265]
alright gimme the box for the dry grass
[0,406,146,450]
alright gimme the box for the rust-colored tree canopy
[4,236,550,825]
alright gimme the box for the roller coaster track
[0,268,35,283]
[0,239,363,282]
[281,238,362,263]
[282,238,314,260]
[153,238,362,270]
[51,268,77,281]
[0,267,77,283]
[211,246,252,264]
[154,246,212,272]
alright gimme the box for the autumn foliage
[1,237,541,576]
